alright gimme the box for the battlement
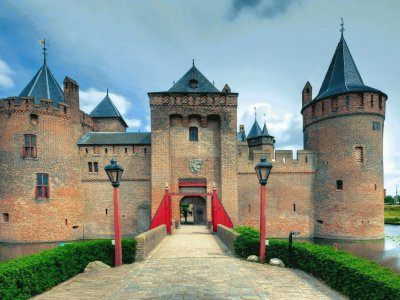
[0,96,71,118]
[238,148,317,173]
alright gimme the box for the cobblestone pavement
[33,226,346,300]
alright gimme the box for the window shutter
[34,146,37,158]
[22,146,26,158]
[35,186,38,198]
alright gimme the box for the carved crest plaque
[189,159,202,174]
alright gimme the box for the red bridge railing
[211,187,233,232]
[149,187,172,234]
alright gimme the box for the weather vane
[38,38,48,64]
[254,107,257,120]
[263,112,266,123]
[340,17,345,35]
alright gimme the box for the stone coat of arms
[189,159,202,174]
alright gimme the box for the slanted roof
[77,132,151,145]
[315,34,382,101]
[168,63,220,93]
[246,120,263,139]
[90,92,128,127]
[18,62,64,106]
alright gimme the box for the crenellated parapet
[0,96,71,119]
[238,149,317,174]
[148,93,238,108]
[301,91,387,130]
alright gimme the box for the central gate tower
[148,63,238,224]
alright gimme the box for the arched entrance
[180,196,206,225]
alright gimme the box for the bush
[0,239,137,300]
[232,228,400,299]
[233,226,260,258]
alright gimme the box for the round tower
[0,52,84,242]
[302,32,387,239]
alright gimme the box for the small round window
[189,79,198,88]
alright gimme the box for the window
[23,134,37,158]
[88,162,98,173]
[355,147,364,162]
[30,114,38,125]
[370,95,374,108]
[336,180,343,191]
[36,173,49,198]
[2,213,9,223]
[311,105,315,116]
[321,102,325,114]
[189,127,198,141]
[345,95,350,107]
[305,156,308,163]
[331,97,338,112]
[379,95,383,110]
[372,121,380,131]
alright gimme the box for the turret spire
[39,38,47,65]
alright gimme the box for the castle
[0,31,387,242]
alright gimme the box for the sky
[0,0,399,195]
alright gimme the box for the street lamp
[255,156,273,263]
[104,159,124,267]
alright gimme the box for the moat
[1,225,399,272]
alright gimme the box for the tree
[385,195,394,205]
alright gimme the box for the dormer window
[189,79,198,88]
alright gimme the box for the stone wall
[135,224,167,261]
[216,224,239,254]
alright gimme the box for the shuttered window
[355,147,364,163]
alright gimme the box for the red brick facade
[0,37,387,242]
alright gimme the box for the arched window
[336,180,343,191]
[189,127,198,141]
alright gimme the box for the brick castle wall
[0,96,84,242]
[303,91,386,239]
[237,149,316,238]
[79,144,151,238]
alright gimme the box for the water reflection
[314,225,400,273]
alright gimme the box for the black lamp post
[254,156,273,263]
[104,159,124,266]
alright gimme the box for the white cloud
[0,59,14,90]
[79,87,131,116]
[125,118,141,128]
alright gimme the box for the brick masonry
[135,224,167,261]
[216,224,239,254]
[0,53,387,242]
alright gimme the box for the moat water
[1,225,399,272]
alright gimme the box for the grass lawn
[384,205,400,224]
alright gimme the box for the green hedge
[233,226,400,300]
[0,239,137,300]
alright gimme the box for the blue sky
[0,0,399,195]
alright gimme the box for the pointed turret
[18,62,64,106]
[315,34,381,101]
[90,90,127,132]
[246,119,275,159]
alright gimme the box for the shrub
[0,239,137,300]
[233,226,260,258]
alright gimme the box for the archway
[180,196,206,225]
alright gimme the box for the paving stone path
[33,226,345,299]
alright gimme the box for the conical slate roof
[90,92,128,127]
[168,63,220,93]
[261,122,270,137]
[246,120,263,139]
[18,62,64,105]
[315,34,381,100]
